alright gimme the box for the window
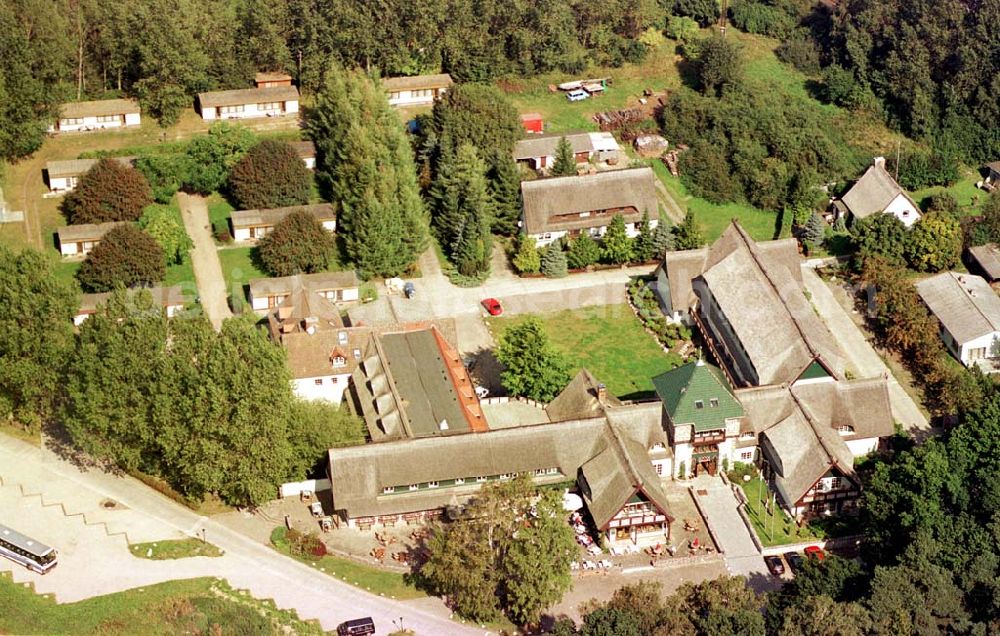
[220,105,245,115]
[411,89,432,99]
[454,478,465,485]
[542,233,552,240]
[427,481,439,488]
[499,473,513,480]
[61,117,84,126]
[314,379,323,386]
[655,463,663,476]
[534,468,547,476]
[332,356,346,367]
[830,476,842,490]
[694,400,704,409]
[338,331,348,345]
[709,398,719,408]
[740,450,755,461]
[476,476,487,482]
[739,432,755,440]
[96,114,119,123]
[546,467,559,475]
[837,425,854,434]
[353,348,361,360]
[969,347,987,361]
[257,102,280,110]
[332,377,338,384]
[408,484,419,491]
[390,92,401,100]
[66,177,78,188]
[382,486,395,494]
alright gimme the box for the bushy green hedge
[627,278,691,349]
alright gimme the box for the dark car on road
[337,617,375,636]
[764,555,785,576]
[783,551,805,574]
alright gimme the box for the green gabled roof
[797,359,831,381]
[652,361,743,432]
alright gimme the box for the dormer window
[353,348,361,360]
[332,355,346,368]
[338,331,348,345]
[694,400,704,409]
[709,398,719,408]
[837,425,855,434]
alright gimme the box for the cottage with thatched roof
[835,157,921,227]
[520,167,658,247]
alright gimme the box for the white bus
[0,523,57,574]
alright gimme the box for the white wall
[958,331,1000,367]
[884,193,920,227]
[124,112,141,126]
[49,176,75,193]
[233,227,253,242]
[303,157,316,170]
[293,375,350,404]
[53,113,139,133]
[846,436,879,458]
[387,88,446,107]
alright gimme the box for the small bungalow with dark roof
[56,221,127,257]
[248,271,360,313]
[835,157,921,228]
[74,285,188,326]
[49,99,141,133]
[513,131,620,173]
[966,243,1000,282]
[520,167,658,247]
[915,271,1000,372]
[197,85,299,121]
[382,73,453,107]
[230,203,335,242]
[45,156,136,193]
[254,71,293,88]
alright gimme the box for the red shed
[521,113,544,134]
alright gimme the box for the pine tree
[513,236,541,274]
[432,144,494,277]
[633,212,656,263]
[673,211,705,250]
[488,151,522,235]
[804,212,826,246]
[308,68,428,278]
[652,221,675,256]
[551,136,576,176]
[601,214,634,264]
[541,244,568,278]
[567,233,601,269]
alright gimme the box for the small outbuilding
[967,244,1000,282]
[75,285,188,326]
[520,113,544,134]
[56,221,127,257]
[45,157,135,193]
[49,99,141,133]
[513,131,620,173]
[288,140,316,170]
[254,72,293,88]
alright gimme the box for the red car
[804,545,826,561]
[482,298,504,316]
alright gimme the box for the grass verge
[129,538,224,560]
[269,527,425,600]
[487,304,685,400]
[0,573,321,636]
[737,474,857,548]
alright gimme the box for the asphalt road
[0,435,483,636]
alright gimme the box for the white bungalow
[45,157,135,193]
[49,99,141,133]
[56,222,126,257]
[230,204,335,242]
[382,74,453,108]
[916,272,1000,372]
[197,86,299,121]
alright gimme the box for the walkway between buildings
[178,193,233,330]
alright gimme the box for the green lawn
[0,574,321,635]
[738,476,857,547]
[270,527,425,600]
[911,169,986,216]
[129,538,224,560]
[218,246,266,287]
[488,304,685,400]
[651,163,781,243]
[206,193,235,240]
[52,259,82,290]
[163,257,195,287]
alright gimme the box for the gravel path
[178,193,233,330]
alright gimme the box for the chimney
[873,156,886,168]
[596,383,607,404]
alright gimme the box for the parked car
[764,555,785,576]
[482,298,504,316]
[567,89,589,102]
[403,281,415,298]
[337,617,375,636]
[783,551,805,574]
[804,545,826,562]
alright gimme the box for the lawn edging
[129,538,224,560]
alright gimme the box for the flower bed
[627,278,691,350]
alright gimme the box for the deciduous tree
[184,123,257,194]
[77,224,166,292]
[63,158,154,224]
[256,210,337,277]
[139,204,192,265]
[228,140,312,210]
[904,211,961,273]
[696,35,744,97]
[496,318,570,402]
[852,213,909,270]
[0,246,77,430]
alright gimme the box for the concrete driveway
[0,435,483,636]
[178,193,233,331]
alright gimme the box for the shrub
[540,244,568,278]
[63,158,153,224]
[775,32,821,75]
[627,278,691,350]
[139,204,193,265]
[184,122,257,194]
[512,235,541,274]
[890,149,959,190]
[285,528,327,561]
[77,225,166,292]
[729,1,795,37]
[821,65,860,108]
[256,209,337,277]
[228,139,312,210]
[567,233,601,269]
[135,154,194,204]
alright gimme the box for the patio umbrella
[562,492,584,511]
